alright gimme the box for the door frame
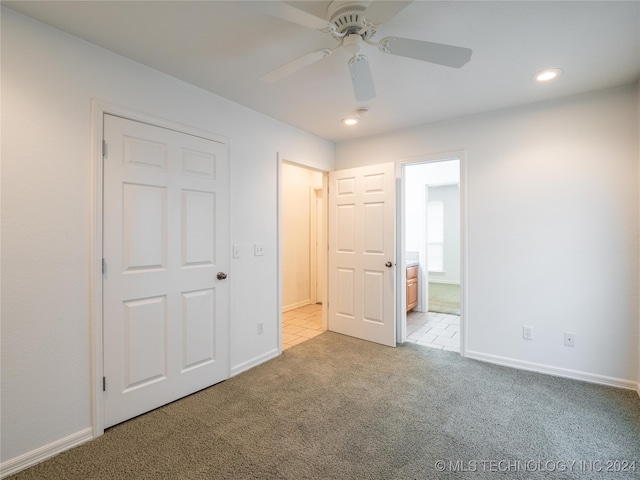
[309,186,323,305]
[90,100,230,438]
[396,151,468,356]
[276,153,329,353]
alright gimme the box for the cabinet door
[406,266,418,311]
[406,265,418,280]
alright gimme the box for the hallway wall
[281,163,323,310]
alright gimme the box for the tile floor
[406,310,460,352]
[282,303,323,350]
[283,304,460,352]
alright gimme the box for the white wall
[281,163,322,310]
[1,8,334,467]
[337,85,639,387]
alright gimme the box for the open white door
[328,163,396,347]
[103,114,229,428]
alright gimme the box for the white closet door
[103,114,229,427]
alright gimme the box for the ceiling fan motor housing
[327,1,377,39]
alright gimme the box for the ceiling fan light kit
[256,1,473,101]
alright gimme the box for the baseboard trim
[1,427,93,479]
[282,300,311,313]
[466,350,638,391]
[230,348,279,377]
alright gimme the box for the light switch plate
[233,245,241,258]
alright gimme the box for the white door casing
[315,188,324,303]
[310,187,323,305]
[102,114,229,428]
[328,163,396,347]
[423,185,430,313]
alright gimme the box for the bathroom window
[427,201,444,272]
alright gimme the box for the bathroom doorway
[403,158,461,351]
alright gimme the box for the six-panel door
[328,163,396,347]
[103,115,229,427]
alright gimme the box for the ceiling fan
[251,0,472,102]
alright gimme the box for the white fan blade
[247,1,331,31]
[261,48,333,83]
[379,36,472,68]
[364,1,412,24]
[349,54,376,102]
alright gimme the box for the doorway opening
[280,161,326,350]
[403,158,461,352]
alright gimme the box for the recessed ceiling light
[342,107,370,126]
[535,68,563,82]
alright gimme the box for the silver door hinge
[103,376,106,392]
[102,258,106,274]
[102,140,107,158]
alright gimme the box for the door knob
[217,272,227,280]
[385,261,393,268]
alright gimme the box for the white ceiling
[4,1,639,142]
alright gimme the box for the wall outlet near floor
[254,243,264,256]
[257,322,264,335]
[564,332,575,347]
[523,326,533,340]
